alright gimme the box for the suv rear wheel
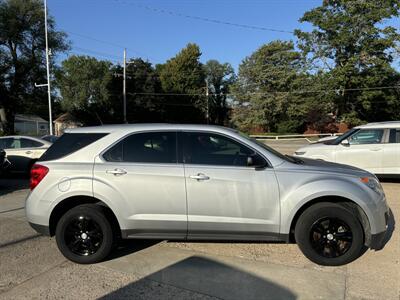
[295,202,365,266]
[55,204,114,264]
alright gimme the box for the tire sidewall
[295,203,364,266]
[55,205,114,264]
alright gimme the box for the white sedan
[294,122,400,176]
[0,136,52,173]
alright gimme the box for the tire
[55,204,114,264]
[295,202,365,266]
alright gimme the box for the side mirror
[247,154,268,170]
[247,156,254,166]
[341,139,350,146]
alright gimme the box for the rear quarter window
[39,133,107,161]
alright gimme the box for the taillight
[30,164,49,190]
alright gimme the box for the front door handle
[25,150,33,154]
[106,168,127,176]
[370,148,382,151]
[189,173,210,181]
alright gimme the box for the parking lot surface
[0,141,398,299]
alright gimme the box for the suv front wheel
[55,204,114,264]
[295,202,365,266]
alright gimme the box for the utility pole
[35,0,53,135]
[123,48,127,123]
[206,80,209,124]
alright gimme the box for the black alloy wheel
[56,204,114,264]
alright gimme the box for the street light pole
[44,0,53,135]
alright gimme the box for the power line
[112,1,294,34]
[66,31,161,62]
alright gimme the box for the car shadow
[104,239,161,261]
[99,256,297,300]
[0,176,29,196]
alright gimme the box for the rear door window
[388,129,400,143]
[39,133,107,161]
[103,132,177,163]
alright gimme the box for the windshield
[328,128,359,145]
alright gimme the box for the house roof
[54,112,82,124]
[15,114,47,123]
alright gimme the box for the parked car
[0,136,52,173]
[294,122,400,176]
[26,124,389,266]
[41,135,59,143]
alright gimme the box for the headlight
[360,177,383,194]
[294,151,306,155]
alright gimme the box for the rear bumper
[29,222,50,236]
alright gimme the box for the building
[54,113,82,136]
[14,114,49,136]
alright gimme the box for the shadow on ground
[105,239,161,261]
[100,256,297,300]
[0,176,29,196]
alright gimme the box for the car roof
[355,121,400,129]
[0,135,51,145]
[65,123,238,134]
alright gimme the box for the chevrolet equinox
[26,124,390,266]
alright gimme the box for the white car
[294,121,400,176]
[0,136,52,173]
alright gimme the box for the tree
[121,58,164,122]
[0,0,69,134]
[158,43,206,123]
[56,55,112,125]
[204,60,235,125]
[231,41,305,133]
[295,0,400,125]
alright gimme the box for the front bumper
[369,210,390,250]
[29,222,50,236]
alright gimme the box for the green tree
[109,58,164,123]
[295,0,400,125]
[231,41,304,133]
[204,60,236,125]
[159,43,206,123]
[0,0,69,134]
[56,55,112,125]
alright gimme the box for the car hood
[279,157,371,178]
[296,142,333,153]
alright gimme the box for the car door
[335,128,384,173]
[181,131,281,241]
[93,131,187,239]
[0,137,27,172]
[382,128,400,174]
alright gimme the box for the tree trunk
[0,108,15,135]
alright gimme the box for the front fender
[279,176,383,235]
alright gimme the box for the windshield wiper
[285,155,304,164]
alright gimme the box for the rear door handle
[25,150,33,154]
[106,168,127,176]
[370,148,382,151]
[189,173,210,181]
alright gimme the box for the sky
[50,0,399,70]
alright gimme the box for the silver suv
[26,124,390,266]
